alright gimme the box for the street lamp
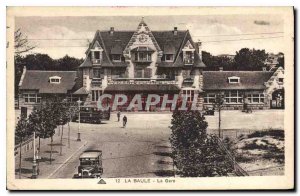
[31,131,37,179]
[77,99,83,142]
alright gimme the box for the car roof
[80,151,102,159]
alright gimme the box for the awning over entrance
[73,87,89,95]
[104,84,180,92]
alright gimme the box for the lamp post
[77,99,83,142]
[31,131,37,179]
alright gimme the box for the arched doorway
[270,89,284,109]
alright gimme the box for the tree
[65,103,79,148]
[27,100,58,164]
[202,51,235,71]
[15,116,31,178]
[214,93,225,138]
[54,55,84,71]
[169,110,234,177]
[14,28,36,55]
[55,102,69,155]
[277,53,284,69]
[234,48,268,71]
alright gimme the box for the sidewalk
[15,128,87,179]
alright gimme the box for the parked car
[73,150,103,179]
[204,106,215,115]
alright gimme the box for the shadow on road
[15,168,32,174]
[24,157,55,162]
[153,170,174,177]
[153,152,172,157]
[157,160,173,165]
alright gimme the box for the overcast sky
[15,15,284,59]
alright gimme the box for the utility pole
[216,93,224,139]
[77,99,82,141]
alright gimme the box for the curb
[47,141,88,178]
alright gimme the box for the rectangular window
[93,69,104,78]
[92,90,102,102]
[164,54,174,62]
[111,54,121,62]
[183,90,195,102]
[136,52,152,62]
[184,51,194,64]
[278,78,284,83]
[204,93,216,103]
[92,51,102,64]
[24,93,41,103]
[144,68,152,78]
[94,51,100,59]
[247,93,265,104]
[134,68,143,78]
[224,90,243,104]
[229,79,239,83]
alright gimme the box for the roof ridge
[173,30,189,65]
[203,71,273,72]
[26,70,77,72]
[97,31,114,66]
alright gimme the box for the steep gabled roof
[80,26,205,68]
[202,71,274,90]
[19,70,77,94]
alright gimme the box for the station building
[17,19,285,111]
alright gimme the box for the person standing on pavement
[117,111,121,122]
[123,115,127,128]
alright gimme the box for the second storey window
[163,54,174,62]
[91,50,103,64]
[111,54,122,62]
[135,52,152,62]
[183,51,194,65]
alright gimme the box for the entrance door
[270,89,284,109]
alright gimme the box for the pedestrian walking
[123,115,127,128]
[117,111,121,122]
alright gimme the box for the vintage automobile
[204,106,215,115]
[73,150,103,179]
[72,106,110,124]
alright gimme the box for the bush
[169,110,234,177]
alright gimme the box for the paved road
[19,110,283,179]
[50,115,173,178]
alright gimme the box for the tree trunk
[68,122,70,148]
[38,137,41,150]
[19,138,22,179]
[60,125,64,156]
[50,136,53,165]
[58,126,60,136]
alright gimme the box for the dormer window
[49,76,61,84]
[228,76,240,84]
[163,44,175,62]
[111,54,122,62]
[90,41,103,65]
[183,51,194,64]
[182,41,195,65]
[132,47,154,63]
[111,44,123,62]
[163,54,174,62]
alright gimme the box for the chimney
[219,66,223,71]
[110,27,114,35]
[173,27,178,36]
[197,40,202,60]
